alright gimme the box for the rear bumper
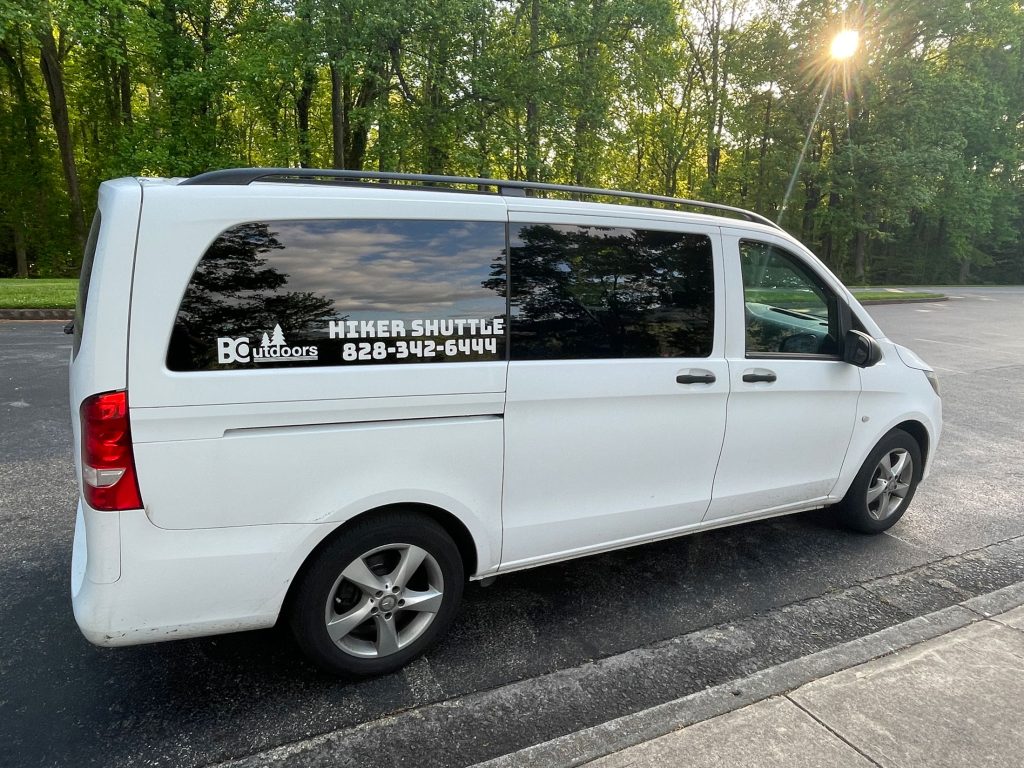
[71,501,333,646]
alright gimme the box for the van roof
[176,168,781,231]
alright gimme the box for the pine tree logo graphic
[269,324,286,347]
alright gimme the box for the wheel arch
[831,415,935,503]
[893,419,930,467]
[279,502,480,622]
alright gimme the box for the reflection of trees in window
[503,224,714,359]
[168,222,338,370]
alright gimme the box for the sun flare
[830,30,860,61]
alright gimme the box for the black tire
[837,428,923,534]
[288,511,464,677]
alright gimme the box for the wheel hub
[378,594,398,612]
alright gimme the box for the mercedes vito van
[69,169,941,676]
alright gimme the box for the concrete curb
[0,308,74,320]
[473,580,1024,768]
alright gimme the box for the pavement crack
[785,695,885,768]
[985,616,1024,642]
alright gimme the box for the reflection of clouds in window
[168,218,508,371]
[269,220,505,315]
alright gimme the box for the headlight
[924,369,940,396]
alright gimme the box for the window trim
[739,239,848,362]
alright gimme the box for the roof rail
[180,168,781,230]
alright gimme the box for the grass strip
[0,279,79,309]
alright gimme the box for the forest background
[1,0,1022,284]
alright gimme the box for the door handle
[742,370,777,383]
[676,372,717,385]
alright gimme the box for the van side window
[166,220,507,371]
[507,224,714,360]
[739,240,840,357]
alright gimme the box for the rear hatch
[69,178,144,502]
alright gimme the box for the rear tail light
[80,390,143,511]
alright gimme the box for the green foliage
[1,0,1022,283]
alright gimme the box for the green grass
[748,287,944,307]
[0,278,79,309]
[850,289,944,302]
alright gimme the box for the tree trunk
[0,40,41,163]
[853,229,867,283]
[423,76,447,174]
[38,30,86,251]
[14,225,29,278]
[118,42,133,126]
[524,0,541,182]
[348,59,387,171]
[756,89,772,210]
[296,67,315,168]
[958,259,971,284]
[295,0,316,169]
[330,62,345,169]
[572,40,600,187]
[705,0,721,192]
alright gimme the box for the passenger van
[70,169,941,676]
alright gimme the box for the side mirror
[843,329,882,368]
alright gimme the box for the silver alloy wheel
[324,543,445,658]
[865,448,914,521]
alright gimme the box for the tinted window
[740,240,840,357]
[506,224,714,359]
[167,220,507,371]
[73,212,102,358]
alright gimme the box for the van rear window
[166,219,508,371]
[73,213,102,358]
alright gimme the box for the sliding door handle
[742,370,777,383]
[676,372,717,385]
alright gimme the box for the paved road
[1,287,1022,767]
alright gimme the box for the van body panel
[706,357,861,519]
[126,185,508,562]
[831,338,942,497]
[707,230,861,520]
[136,413,503,550]
[499,215,729,567]
[129,392,505,442]
[70,179,143,476]
[72,505,331,645]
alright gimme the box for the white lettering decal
[216,323,318,365]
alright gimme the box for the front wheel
[836,429,922,534]
[288,511,464,677]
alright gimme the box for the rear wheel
[288,511,464,677]
[837,429,922,533]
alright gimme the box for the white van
[70,169,941,676]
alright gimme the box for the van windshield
[73,213,102,358]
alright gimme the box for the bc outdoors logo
[217,323,319,365]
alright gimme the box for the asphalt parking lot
[1,287,1023,767]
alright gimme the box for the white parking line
[913,337,1019,359]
